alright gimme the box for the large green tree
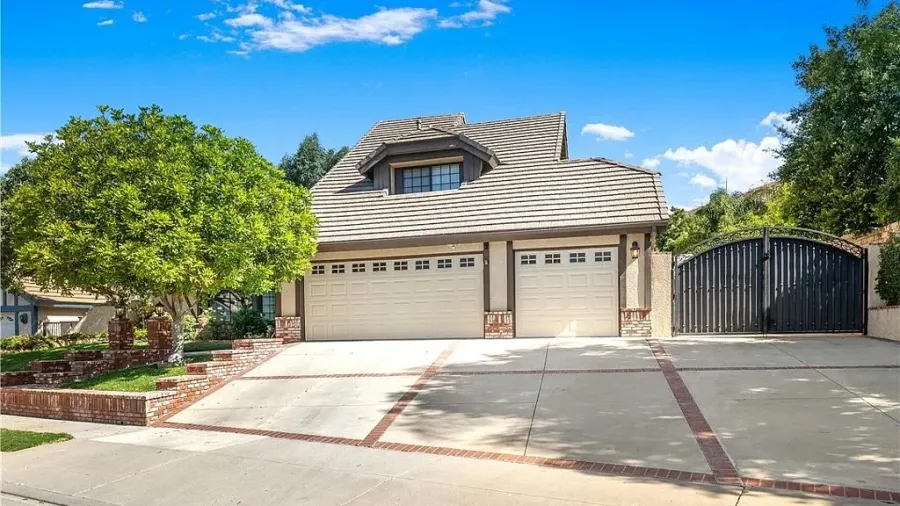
[2,105,318,362]
[279,133,348,188]
[776,2,900,234]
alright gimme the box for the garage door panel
[306,254,483,340]
[516,248,618,338]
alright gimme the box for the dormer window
[402,163,462,194]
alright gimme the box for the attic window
[402,163,461,193]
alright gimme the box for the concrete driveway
[163,335,900,502]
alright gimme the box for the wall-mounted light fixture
[154,301,165,317]
[630,241,641,259]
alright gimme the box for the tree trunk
[167,312,185,364]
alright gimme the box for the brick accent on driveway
[144,336,900,503]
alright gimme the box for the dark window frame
[401,163,462,194]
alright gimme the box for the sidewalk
[0,416,885,505]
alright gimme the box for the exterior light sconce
[154,301,165,317]
[630,241,641,259]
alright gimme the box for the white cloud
[440,0,510,28]
[1,133,49,157]
[760,111,798,134]
[83,0,122,8]
[662,136,781,191]
[225,13,272,27]
[677,172,689,177]
[178,33,191,40]
[265,0,311,13]
[197,31,236,43]
[237,7,438,52]
[681,197,710,211]
[197,12,217,21]
[227,50,250,57]
[689,173,718,188]
[97,18,114,26]
[581,123,635,142]
[623,151,633,159]
[132,11,147,23]
[641,157,660,169]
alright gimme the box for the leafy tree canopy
[776,2,900,234]
[2,105,318,360]
[279,133,348,188]
[657,184,795,252]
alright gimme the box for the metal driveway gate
[674,227,866,335]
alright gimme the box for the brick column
[107,318,135,350]
[620,308,651,337]
[147,316,173,356]
[275,316,302,343]
[484,311,514,339]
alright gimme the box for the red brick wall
[275,316,302,343]
[1,339,284,426]
[620,308,652,337]
[485,311,514,339]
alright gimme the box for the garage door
[305,253,484,340]
[515,248,618,338]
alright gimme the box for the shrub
[876,233,900,306]
[197,319,236,341]
[182,314,199,341]
[232,308,269,338]
[0,335,50,352]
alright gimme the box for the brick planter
[1,338,284,426]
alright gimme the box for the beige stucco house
[1,282,107,337]
[274,112,670,341]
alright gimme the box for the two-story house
[274,112,669,340]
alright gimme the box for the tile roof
[19,281,107,305]
[312,112,669,245]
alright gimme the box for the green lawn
[0,343,107,372]
[184,341,232,352]
[1,429,72,452]
[64,364,187,392]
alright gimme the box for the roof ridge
[588,157,661,176]
[554,111,567,161]
[376,112,465,124]
[462,111,564,127]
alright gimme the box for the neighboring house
[275,112,669,340]
[1,282,106,337]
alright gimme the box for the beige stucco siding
[280,281,297,317]
[36,306,91,322]
[651,252,672,337]
[624,233,644,307]
[313,243,483,261]
[488,241,508,311]
[512,235,618,250]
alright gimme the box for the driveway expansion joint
[360,341,459,446]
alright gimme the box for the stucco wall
[868,306,899,342]
[868,245,884,308]
[280,281,297,317]
[313,243,483,261]
[512,235,619,250]
[624,233,644,308]
[488,241,508,311]
[650,252,672,337]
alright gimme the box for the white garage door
[516,248,618,338]
[305,254,484,340]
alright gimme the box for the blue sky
[0,0,884,208]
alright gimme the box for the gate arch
[673,227,866,335]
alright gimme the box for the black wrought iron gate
[673,227,866,335]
